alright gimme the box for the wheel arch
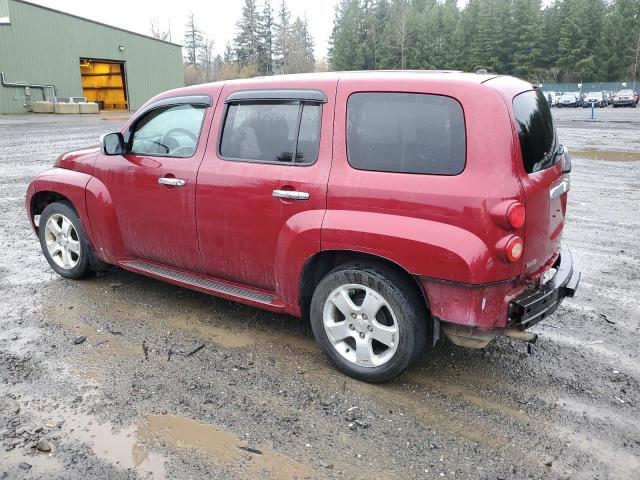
[299,249,431,324]
[30,191,74,227]
[27,167,96,252]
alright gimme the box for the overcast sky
[28,0,339,59]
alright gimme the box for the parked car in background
[612,89,637,108]
[582,91,608,108]
[558,92,580,108]
[25,72,580,382]
[604,91,614,104]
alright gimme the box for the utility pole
[633,30,639,91]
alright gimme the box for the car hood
[54,145,100,175]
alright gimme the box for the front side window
[513,90,557,174]
[346,92,466,175]
[129,104,206,158]
[219,101,321,164]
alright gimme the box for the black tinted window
[346,93,466,175]
[220,101,321,164]
[513,90,557,174]
[130,104,205,158]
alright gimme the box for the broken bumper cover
[508,244,580,329]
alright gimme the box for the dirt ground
[0,106,639,479]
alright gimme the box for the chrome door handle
[272,189,310,200]
[158,177,186,187]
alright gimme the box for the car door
[196,82,336,296]
[92,95,215,272]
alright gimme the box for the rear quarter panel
[325,76,525,285]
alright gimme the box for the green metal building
[0,0,183,114]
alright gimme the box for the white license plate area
[540,267,557,286]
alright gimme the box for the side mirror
[100,132,125,155]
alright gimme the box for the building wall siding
[0,0,183,114]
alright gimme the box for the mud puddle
[139,415,317,479]
[1,448,64,476]
[166,313,318,353]
[404,371,533,425]
[571,148,640,161]
[10,397,166,478]
[43,303,144,382]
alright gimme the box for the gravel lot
[0,107,639,479]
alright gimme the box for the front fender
[321,210,497,284]
[25,182,36,233]
[85,176,127,263]
[30,167,96,248]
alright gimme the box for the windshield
[587,92,601,98]
[619,90,633,95]
[513,90,558,174]
[560,94,574,99]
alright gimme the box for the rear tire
[38,202,94,279]
[310,264,430,383]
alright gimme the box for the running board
[120,260,274,305]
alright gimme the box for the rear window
[513,90,557,174]
[346,92,466,175]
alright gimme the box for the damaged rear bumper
[508,244,580,330]
[439,244,580,348]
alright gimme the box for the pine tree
[557,0,607,81]
[184,12,203,65]
[274,0,292,73]
[302,16,316,69]
[257,1,274,75]
[596,0,640,81]
[234,0,260,70]
[288,16,316,73]
[379,0,411,69]
[361,0,389,69]
[223,41,236,63]
[199,36,216,82]
[328,0,366,70]
[509,0,544,78]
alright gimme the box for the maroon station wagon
[26,71,580,382]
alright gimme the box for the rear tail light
[505,236,524,262]
[506,202,525,229]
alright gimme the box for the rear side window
[513,90,557,174]
[346,92,466,175]
[220,101,321,164]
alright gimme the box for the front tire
[38,202,93,279]
[310,265,430,382]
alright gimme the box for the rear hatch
[512,90,568,279]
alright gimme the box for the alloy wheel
[322,284,399,368]
[44,213,81,269]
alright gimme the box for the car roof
[229,70,500,85]
[166,70,510,96]
[152,70,535,107]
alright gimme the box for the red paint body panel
[195,78,336,297]
[54,146,100,175]
[484,76,567,280]
[90,89,221,272]
[30,167,96,248]
[25,182,36,233]
[326,75,525,284]
[25,71,571,331]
